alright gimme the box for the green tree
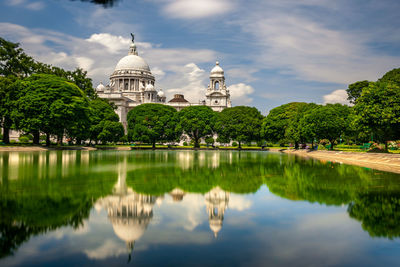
[378,68,400,87]
[176,106,216,148]
[0,38,35,143]
[262,102,312,148]
[215,106,264,149]
[346,80,370,104]
[285,103,318,148]
[33,62,96,99]
[353,82,400,151]
[97,120,124,144]
[300,104,351,150]
[0,37,34,78]
[88,98,120,144]
[127,103,178,148]
[12,74,90,145]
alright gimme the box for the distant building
[96,34,231,130]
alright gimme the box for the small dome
[145,83,155,91]
[157,90,165,98]
[115,55,150,72]
[211,61,224,74]
[96,82,105,91]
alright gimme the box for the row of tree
[126,104,264,149]
[263,68,400,150]
[126,67,400,150]
[0,37,124,145]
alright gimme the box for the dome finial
[129,33,138,56]
[216,61,219,65]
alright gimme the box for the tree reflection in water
[1,150,400,260]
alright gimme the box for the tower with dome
[96,34,231,129]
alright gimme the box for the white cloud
[75,57,94,71]
[323,89,350,105]
[84,240,126,260]
[165,63,208,103]
[0,23,217,100]
[227,83,254,105]
[8,0,45,10]
[234,4,400,85]
[162,0,235,19]
[228,194,252,211]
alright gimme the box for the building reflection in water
[0,151,90,180]
[176,151,221,170]
[169,186,230,238]
[169,188,186,202]
[96,159,161,261]
[205,187,229,238]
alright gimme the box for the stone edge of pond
[280,149,400,174]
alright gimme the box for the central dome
[115,54,150,72]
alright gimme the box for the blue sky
[1,0,399,112]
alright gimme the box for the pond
[1,150,400,266]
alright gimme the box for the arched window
[215,81,219,90]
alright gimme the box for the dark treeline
[0,37,124,145]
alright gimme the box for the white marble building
[96,35,231,130]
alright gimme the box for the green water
[1,150,400,266]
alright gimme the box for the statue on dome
[130,33,135,43]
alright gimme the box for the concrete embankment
[276,149,400,174]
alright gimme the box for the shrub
[40,135,47,141]
[0,133,3,141]
[205,137,214,145]
[183,141,188,146]
[232,142,238,147]
[19,136,30,143]
[10,140,16,144]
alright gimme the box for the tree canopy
[346,80,370,104]
[300,104,351,150]
[176,106,217,148]
[89,98,122,144]
[12,74,90,145]
[262,102,316,148]
[215,106,264,148]
[127,103,178,148]
[352,82,400,150]
[378,68,400,87]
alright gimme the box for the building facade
[96,35,231,129]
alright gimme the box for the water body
[1,150,400,267]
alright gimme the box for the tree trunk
[295,141,299,150]
[194,138,200,149]
[152,141,156,149]
[3,127,10,144]
[330,140,334,150]
[33,131,40,145]
[311,140,314,150]
[238,141,242,150]
[385,141,388,152]
[57,135,63,145]
[46,133,51,147]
